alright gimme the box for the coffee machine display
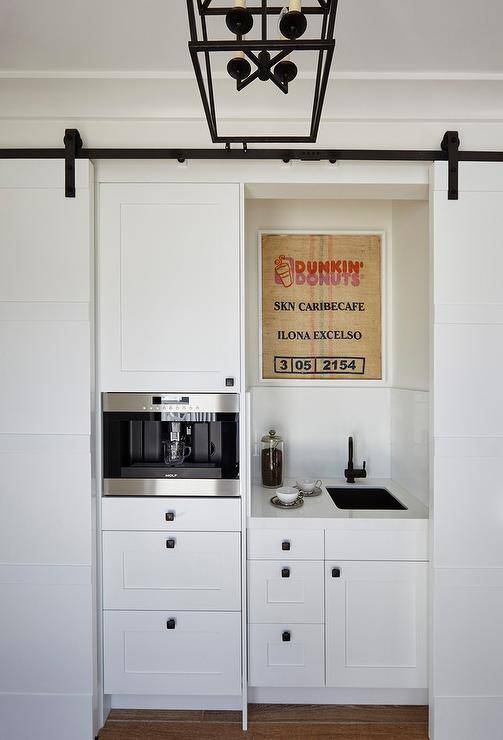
[102,393,239,496]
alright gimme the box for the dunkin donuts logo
[274,255,363,287]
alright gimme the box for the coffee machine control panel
[102,392,239,415]
[149,396,199,412]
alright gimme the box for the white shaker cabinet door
[325,561,427,689]
[103,531,241,611]
[104,610,241,695]
[99,183,241,392]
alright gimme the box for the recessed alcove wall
[245,195,430,505]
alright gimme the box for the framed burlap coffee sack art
[260,232,383,381]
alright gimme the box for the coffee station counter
[249,478,428,525]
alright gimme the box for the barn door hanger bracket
[441,130,460,200]
[64,128,82,198]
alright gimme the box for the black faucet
[344,436,367,484]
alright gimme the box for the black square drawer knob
[332,567,341,578]
[281,567,290,578]
[166,538,176,549]
[165,512,175,522]
[282,631,291,642]
[166,618,176,630]
[281,541,291,551]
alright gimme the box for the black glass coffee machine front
[103,393,239,496]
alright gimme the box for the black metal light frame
[186,0,338,144]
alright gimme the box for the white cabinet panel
[0,321,90,435]
[434,456,503,568]
[0,693,93,740]
[431,162,503,740]
[0,446,91,565]
[248,529,324,560]
[0,188,91,302]
[434,323,503,437]
[434,697,503,740]
[103,531,240,611]
[325,527,428,562]
[99,183,240,391]
[102,496,240,532]
[432,189,503,306]
[104,610,241,695]
[248,560,324,624]
[0,579,92,694]
[0,159,94,739]
[248,623,324,687]
[325,561,427,688]
[434,569,503,697]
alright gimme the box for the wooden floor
[98,705,429,739]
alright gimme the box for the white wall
[246,197,430,493]
[392,201,430,391]
[391,389,429,506]
[1,77,503,152]
[390,201,430,504]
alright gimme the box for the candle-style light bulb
[280,0,307,39]
[227,29,251,83]
[226,0,253,35]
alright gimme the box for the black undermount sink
[326,486,407,510]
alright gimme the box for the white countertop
[250,478,429,526]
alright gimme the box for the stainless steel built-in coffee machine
[102,393,239,496]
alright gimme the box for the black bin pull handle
[281,567,290,578]
[166,538,176,549]
[282,630,291,642]
[165,511,175,522]
[281,540,291,551]
[332,567,341,578]
[166,618,176,630]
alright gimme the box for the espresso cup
[296,478,322,493]
[276,486,299,505]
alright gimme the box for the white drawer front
[104,610,241,695]
[103,531,240,610]
[248,529,324,560]
[325,528,428,561]
[101,497,240,532]
[248,623,324,687]
[248,561,324,624]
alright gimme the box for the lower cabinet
[104,610,241,695]
[325,561,428,688]
[248,623,324,687]
[102,498,242,697]
[247,527,428,691]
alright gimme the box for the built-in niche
[245,192,430,505]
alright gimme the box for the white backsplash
[251,386,392,481]
[391,388,429,506]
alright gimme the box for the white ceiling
[1,0,502,76]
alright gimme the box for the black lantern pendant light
[186,1,338,144]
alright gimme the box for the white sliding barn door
[0,161,95,740]
[431,162,503,739]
